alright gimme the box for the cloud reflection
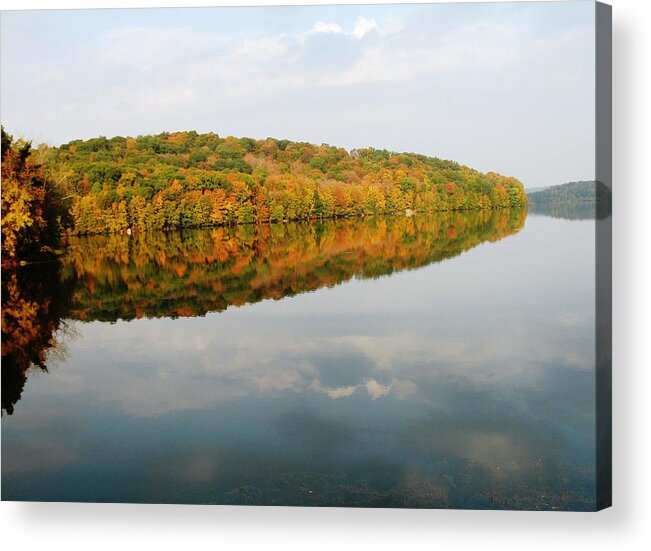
[2,215,597,508]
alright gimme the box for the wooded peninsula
[1,127,527,265]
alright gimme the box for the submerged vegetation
[42,130,527,235]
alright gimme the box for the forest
[38,130,527,236]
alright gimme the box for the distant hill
[527,181,598,204]
[527,180,611,219]
[525,185,550,194]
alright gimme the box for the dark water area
[1,208,597,509]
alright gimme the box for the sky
[0,2,596,188]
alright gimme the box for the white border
[1,1,649,550]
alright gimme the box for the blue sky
[0,2,596,188]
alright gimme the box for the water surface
[1,209,597,509]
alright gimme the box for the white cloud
[352,16,379,39]
[320,385,358,399]
[312,21,344,35]
[1,3,595,187]
[300,15,403,43]
[364,379,391,400]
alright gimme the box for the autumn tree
[1,127,67,265]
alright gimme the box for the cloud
[352,16,379,39]
[234,34,290,61]
[318,385,358,399]
[40,293,592,418]
[95,26,228,70]
[364,378,391,400]
[300,15,404,43]
[1,3,595,187]
[311,21,345,36]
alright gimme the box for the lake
[1,208,597,509]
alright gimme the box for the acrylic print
[1,1,611,510]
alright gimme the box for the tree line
[526,180,611,219]
[43,130,527,235]
[526,181,598,204]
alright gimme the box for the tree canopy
[41,130,528,235]
[1,127,68,264]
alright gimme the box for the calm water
[1,209,597,509]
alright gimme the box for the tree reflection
[1,264,74,415]
[64,209,526,322]
[1,210,525,414]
